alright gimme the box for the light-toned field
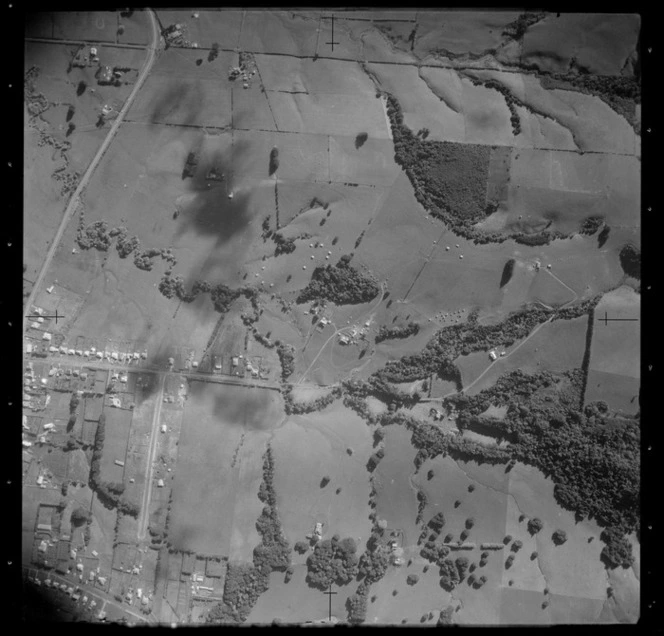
[169,382,281,557]
[271,402,373,547]
[586,286,639,412]
[248,566,352,623]
[374,425,420,546]
[466,316,588,396]
[99,407,132,483]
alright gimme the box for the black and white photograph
[20,7,646,626]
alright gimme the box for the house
[338,334,349,345]
[46,286,54,293]
[42,333,52,341]
[489,350,497,361]
[114,459,125,467]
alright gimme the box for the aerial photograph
[22,8,641,625]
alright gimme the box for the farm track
[22,9,162,328]
[296,283,387,384]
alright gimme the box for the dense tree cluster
[296,255,380,305]
[88,413,140,517]
[70,507,90,527]
[276,343,295,381]
[365,363,638,571]
[208,446,289,624]
[438,606,455,625]
[254,447,291,571]
[306,536,359,589]
[207,563,269,623]
[502,12,545,40]
[600,527,635,569]
[375,321,420,344]
[282,384,342,414]
[385,93,491,233]
[580,216,605,235]
[358,544,390,583]
[618,244,641,280]
[438,557,470,591]
[272,232,296,255]
[539,72,640,129]
[372,298,599,385]
[116,233,140,258]
[76,220,112,251]
[428,512,446,532]
[133,248,161,271]
[346,583,369,624]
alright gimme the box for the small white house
[46,286,54,294]
[42,332,52,341]
[489,350,497,361]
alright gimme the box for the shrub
[406,573,419,586]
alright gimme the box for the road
[34,353,283,392]
[137,373,165,541]
[23,565,154,624]
[22,9,162,327]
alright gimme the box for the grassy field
[586,286,640,413]
[169,382,281,556]
[467,316,588,395]
[99,407,132,483]
[374,425,420,546]
[271,402,373,548]
[521,14,640,76]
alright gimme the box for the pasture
[586,286,640,413]
[168,382,281,557]
[99,407,132,483]
[521,14,640,76]
[466,316,588,395]
[374,425,420,547]
[271,402,373,548]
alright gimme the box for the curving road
[23,9,162,327]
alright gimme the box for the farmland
[23,8,641,627]
[169,382,282,557]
